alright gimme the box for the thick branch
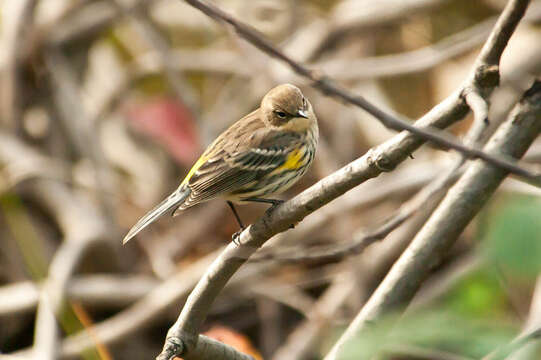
[323,80,541,359]
[181,335,255,360]
[156,0,534,358]
[183,0,539,186]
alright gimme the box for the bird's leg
[227,201,245,245]
[243,197,284,210]
[243,197,294,229]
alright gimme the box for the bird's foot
[232,228,244,246]
[265,199,285,214]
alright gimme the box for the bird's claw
[232,229,243,246]
[265,199,285,215]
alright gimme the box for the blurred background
[1,0,541,359]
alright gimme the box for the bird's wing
[179,117,301,209]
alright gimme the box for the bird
[123,84,318,244]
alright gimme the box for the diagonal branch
[0,0,38,129]
[156,1,534,359]
[183,0,540,186]
[323,80,541,359]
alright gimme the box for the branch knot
[366,149,396,172]
[474,64,500,89]
[156,335,188,360]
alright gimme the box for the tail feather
[123,187,190,244]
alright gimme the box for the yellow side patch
[279,149,304,171]
[182,154,209,185]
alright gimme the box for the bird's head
[261,84,315,131]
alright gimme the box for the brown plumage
[123,84,318,244]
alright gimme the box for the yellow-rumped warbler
[123,84,318,244]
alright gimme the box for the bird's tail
[123,187,190,244]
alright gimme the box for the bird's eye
[275,111,287,118]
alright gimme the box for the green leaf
[483,197,541,278]
[339,310,515,360]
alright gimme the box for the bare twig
[0,275,158,316]
[136,48,249,77]
[249,279,316,320]
[46,0,153,47]
[0,131,113,358]
[465,90,490,127]
[182,334,255,360]
[12,254,278,358]
[271,195,446,360]
[0,0,38,128]
[251,162,446,261]
[0,150,111,359]
[183,0,540,186]
[270,272,356,360]
[319,16,496,80]
[24,180,110,359]
[255,161,463,264]
[310,0,453,59]
[111,0,200,114]
[0,132,69,186]
[12,250,218,358]
[253,57,492,264]
[155,1,533,358]
[44,49,115,220]
[323,80,541,360]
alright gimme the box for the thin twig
[465,90,490,127]
[254,161,463,264]
[26,180,110,360]
[156,0,534,358]
[111,0,200,114]
[270,273,356,360]
[0,0,38,129]
[44,49,116,222]
[12,255,277,358]
[253,41,492,264]
[46,0,153,47]
[319,16,496,80]
[323,79,541,360]
[309,0,453,59]
[183,0,540,186]
[272,196,447,360]
[0,275,159,316]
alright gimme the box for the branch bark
[323,80,541,359]
[183,0,539,186]
[0,0,38,129]
[155,0,534,359]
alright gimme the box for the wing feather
[179,112,302,209]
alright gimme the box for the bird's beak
[297,109,308,118]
